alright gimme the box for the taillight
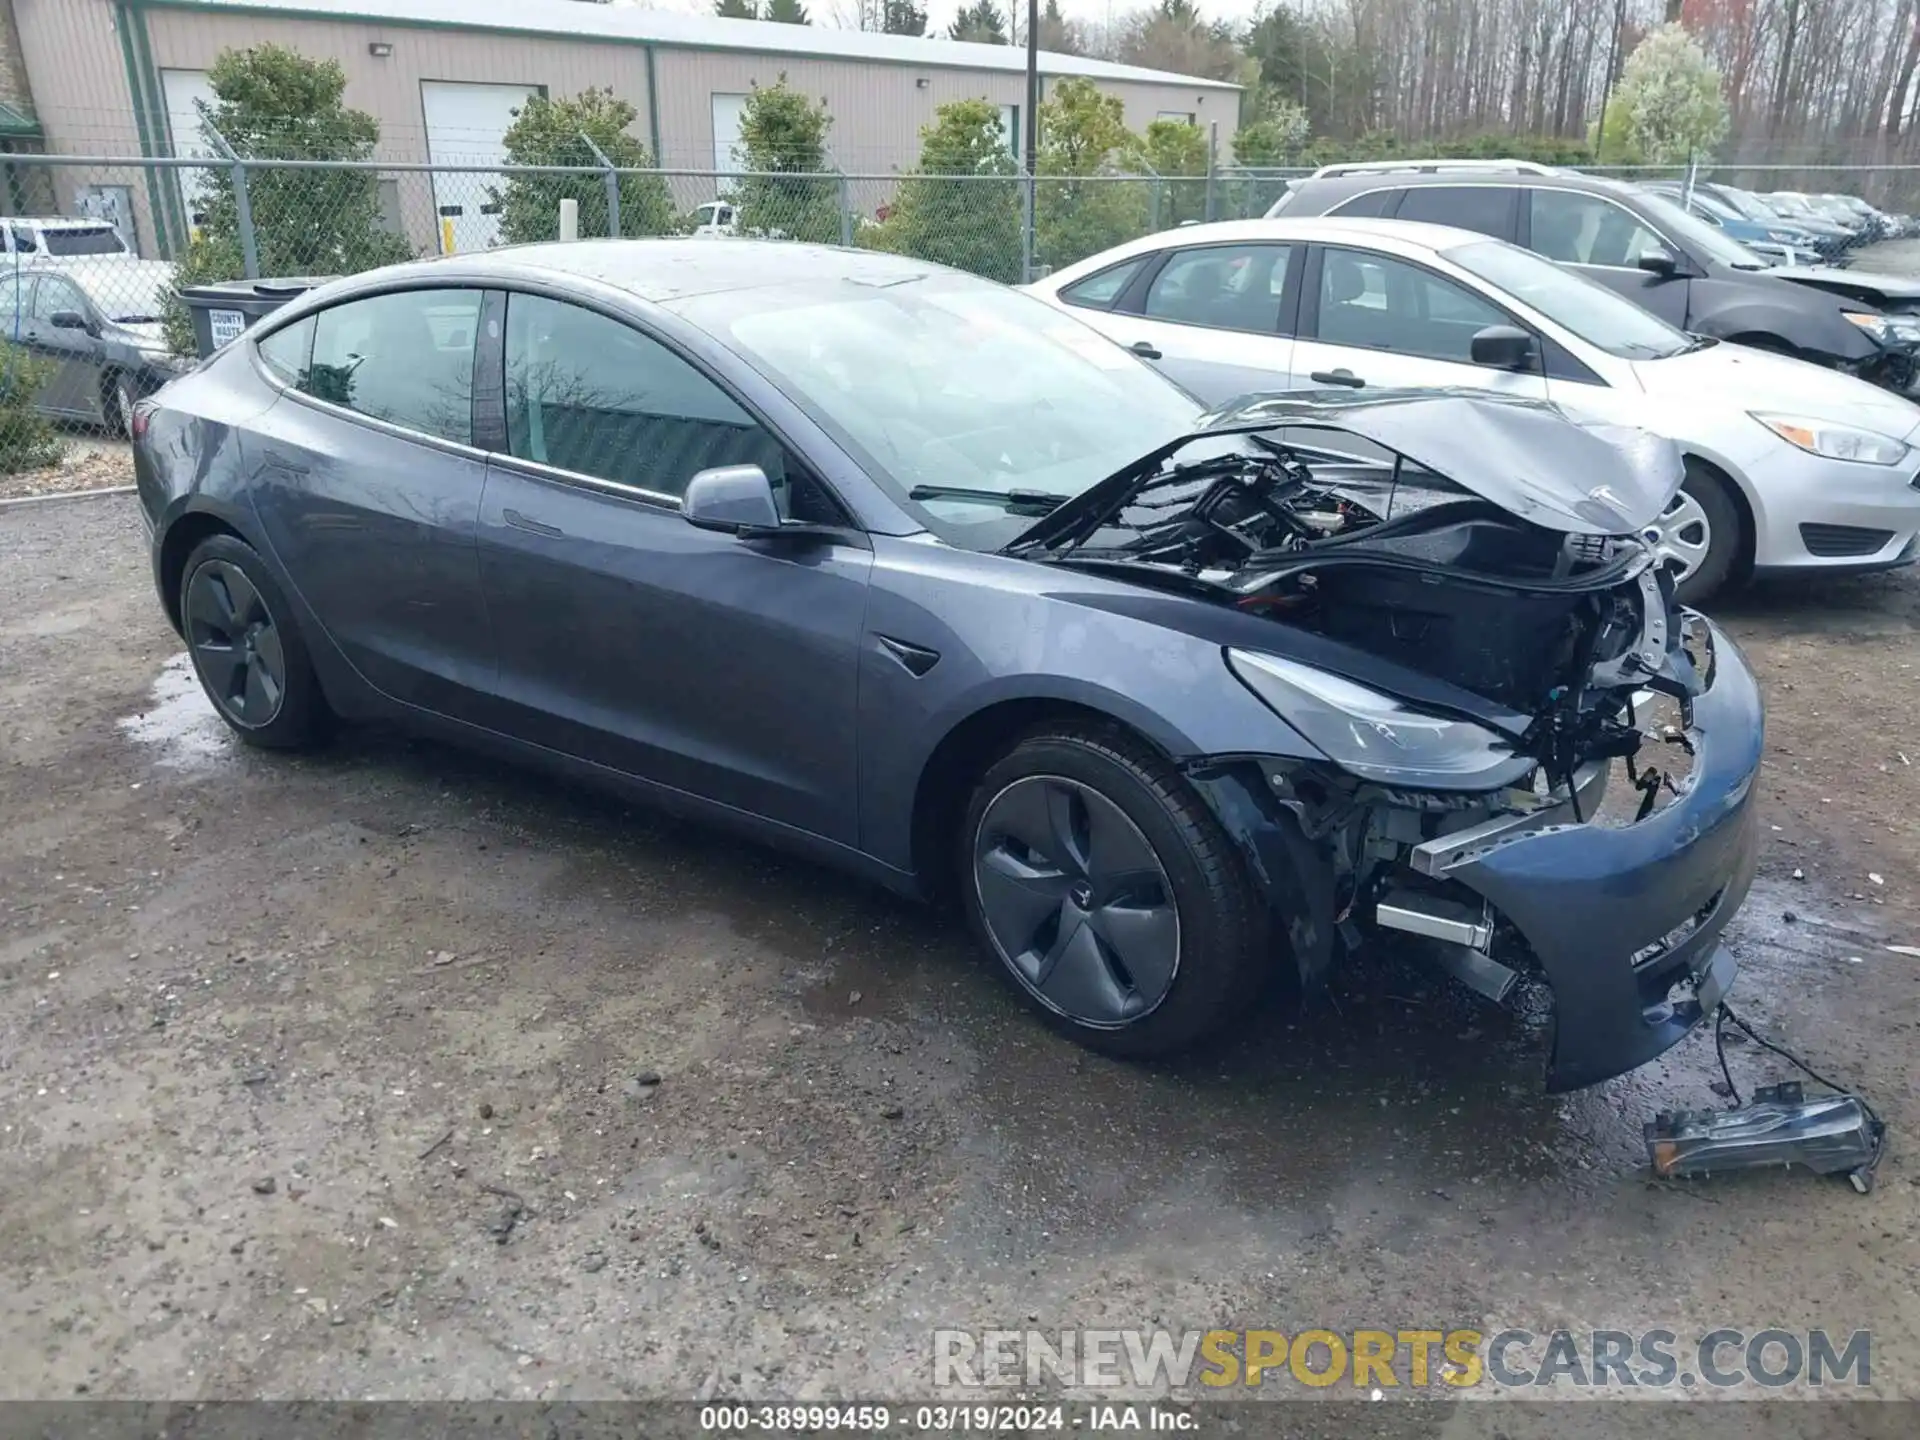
[130,403,151,440]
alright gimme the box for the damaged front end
[1014,390,1765,1091]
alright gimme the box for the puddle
[117,653,233,770]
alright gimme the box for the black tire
[959,722,1270,1059]
[1668,463,1744,607]
[178,533,329,750]
[102,371,138,439]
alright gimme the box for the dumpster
[176,277,334,360]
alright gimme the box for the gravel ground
[0,439,133,502]
[1,494,1917,1411]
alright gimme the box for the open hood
[1010,389,1685,554]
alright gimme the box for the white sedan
[1028,216,1920,601]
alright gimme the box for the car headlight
[1842,310,1920,348]
[1765,229,1799,243]
[1227,649,1533,791]
[1752,411,1911,466]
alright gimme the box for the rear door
[241,286,498,718]
[1060,241,1299,404]
[1522,187,1692,328]
[1389,183,1519,241]
[1289,244,1552,400]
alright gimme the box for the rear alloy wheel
[1646,464,1741,605]
[960,724,1270,1058]
[180,534,328,749]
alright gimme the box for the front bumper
[1439,619,1764,1090]
[1743,438,1920,572]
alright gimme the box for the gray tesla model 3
[132,241,1762,1091]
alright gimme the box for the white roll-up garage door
[421,81,539,253]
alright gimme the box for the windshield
[1719,187,1781,222]
[1686,189,1742,223]
[42,225,127,257]
[1637,192,1768,269]
[686,274,1209,549]
[1446,239,1694,360]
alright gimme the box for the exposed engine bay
[1008,391,1717,1035]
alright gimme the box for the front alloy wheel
[959,724,1271,1059]
[973,774,1181,1026]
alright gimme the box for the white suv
[2,217,132,260]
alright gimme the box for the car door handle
[1128,340,1162,359]
[1309,369,1366,388]
[503,506,565,539]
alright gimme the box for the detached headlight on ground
[1751,411,1910,466]
[1227,649,1531,791]
[1842,310,1920,348]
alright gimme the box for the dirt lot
[2,492,1918,1409]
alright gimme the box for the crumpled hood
[1008,388,1685,554]
[1196,389,1683,534]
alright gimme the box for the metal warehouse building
[8,0,1237,257]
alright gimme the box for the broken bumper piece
[1439,618,1764,1091]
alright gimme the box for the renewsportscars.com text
[932,1327,1872,1391]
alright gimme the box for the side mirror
[682,464,782,534]
[1469,324,1537,371]
[49,309,91,332]
[1636,247,1681,279]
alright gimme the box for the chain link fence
[7,144,1920,471]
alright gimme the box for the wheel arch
[1678,450,1757,581]
[157,509,248,633]
[908,696,1173,904]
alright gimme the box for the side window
[1328,189,1397,219]
[256,315,315,387]
[1315,248,1510,364]
[31,275,83,320]
[1059,257,1145,311]
[9,224,36,253]
[1141,244,1293,333]
[1395,185,1515,239]
[1529,189,1664,268]
[306,288,482,444]
[503,293,787,501]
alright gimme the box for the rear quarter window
[1058,257,1146,311]
[1327,189,1399,219]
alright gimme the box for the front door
[22,272,101,418]
[241,287,498,718]
[1525,187,1693,329]
[1289,245,1554,400]
[474,291,870,843]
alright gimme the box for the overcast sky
[633,0,1272,44]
